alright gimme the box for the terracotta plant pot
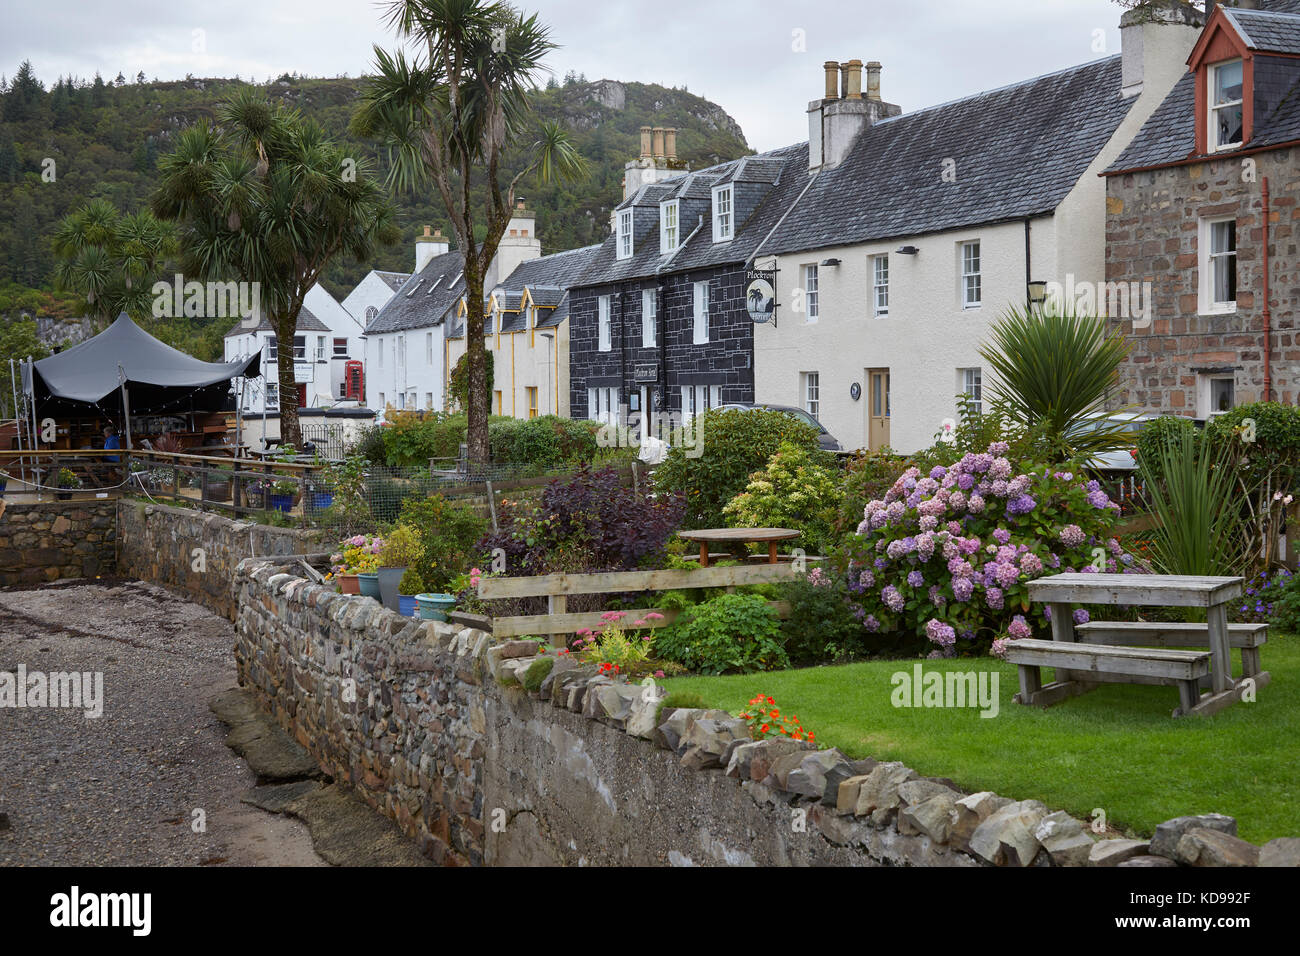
[338,573,360,594]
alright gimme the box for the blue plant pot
[398,594,418,617]
[268,493,294,513]
[308,492,333,511]
[357,573,381,598]
[415,593,458,621]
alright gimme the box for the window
[526,387,538,419]
[693,281,709,344]
[377,339,384,368]
[588,387,617,426]
[872,255,889,316]
[293,335,305,360]
[962,367,983,415]
[804,264,819,321]
[494,390,503,416]
[396,333,405,367]
[960,241,981,309]
[712,185,733,242]
[266,336,278,360]
[397,392,406,410]
[680,384,722,423]
[378,391,386,409]
[425,392,433,409]
[365,306,378,324]
[265,382,279,408]
[1199,374,1236,417]
[408,390,416,410]
[1200,218,1237,313]
[333,337,348,356]
[1210,60,1244,151]
[598,295,612,352]
[642,289,657,348]
[425,331,434,364]
[660,200,679,254]
[803,372,820,418]
[315,335,326,361]
[617,209,633,259]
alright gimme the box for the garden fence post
[486,480,498,532]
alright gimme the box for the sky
[4,0,1134,151]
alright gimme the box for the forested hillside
[0,61,751,330]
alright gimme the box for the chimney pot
[845,59,863,99]
[639,126,653,158]
[664,127,677,161]
[865,61,882,102]
[651,127,666,160]
[823,61,840,100]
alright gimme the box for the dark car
[714,402,844,451]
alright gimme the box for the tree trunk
[275,314,302,450]
[463,271,489,469]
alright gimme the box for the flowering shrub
[572,610,656,672]
[1234,567,1295,625]
[331,534,383,575]
[847,441,1135,656]
[737,695,815,743]
[723,441,843,556]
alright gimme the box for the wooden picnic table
[678,528,800,567]
[1020,572,1250,717]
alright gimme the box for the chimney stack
[639,126,653,159]
[1119,0,1206,98]
[809,58,898,171]
[415,224,450,271]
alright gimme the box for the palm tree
[152,88,399,448]
[353,0,588,466]
[978,305,1136,462]
[51,199,176,328]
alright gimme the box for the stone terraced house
[1104,0,1300,417]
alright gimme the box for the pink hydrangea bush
[846,441,1138,656]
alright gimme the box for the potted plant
[332,535,380,594]
[267,475,298,513]
[398,568,424,617]
[55,467,82,500]
[415,591,459,621]
[377,524,422,612]
[243,477,266,509]
[204,468,234,503]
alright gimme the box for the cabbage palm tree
[352,0,588,465]
[978,305,1136,462]
[51,199,176,328]
[153,88,399,448]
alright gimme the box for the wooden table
[1023,573,1248,717]
[678,528,800,567]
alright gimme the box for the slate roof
[1226,8,1300,53]
[444,244,601,337]
[374,270,412,291]
[365,250,465,334]
[224,304,330,338]
[572,142,809,289]
[763,56,1134,255]
[1107,6,1300,174]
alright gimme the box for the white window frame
[265,382,279,408]
[803,371,820,419]
[960,241,981,309]
[642,288,657,348]
[396,333,405,367]
[333,336,348,356]
[712,185,734,242]
[680,384,722,423]
[598,295,612,352]
[660,200,679,254]
[1199,374,1236,418]
[425,392,433,409]
[426,331,434,364]
[1209,59,1244,152]
[693,280,709,344]
[804,264,819,322]
[872,254,889,317]
[376,338,383,368]
[1199,217,1237,314]
[315,335,326,361]
[588,386,617,426]
[293,335,306,360]
[961,367,983,415]
[617,209,633,259]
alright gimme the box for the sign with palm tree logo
[745,269,776,324]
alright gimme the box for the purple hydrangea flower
[995,562,1021,588]
[1059,524,1086,548]
[1020,552,1043,575]
[925,619,957,647]
[967,494,986,514]
[952,577,974,602]
[1087,489,1110,509]
[864,614,880,632]
[1073,609,1090,625]
[986,586,1004,610]
[883,585,905,612]
[907,570,925,588]
[993,528,1011,545]
[1008,615,1033,640]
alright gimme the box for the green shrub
[723,441,842,555]
[652,593,789,675]
[488,415,599,472]
[522,656,554,692]
[834,448,912,540]
[653,408,824,530]
[398,494,489,593]
[779,569,868,666]
[379,524,423,568]
[449,350,494,412]
[398,567,424,595]
[655,690,707,725]
[380,410,470,467]
[1135,414,1198,485]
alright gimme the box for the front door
[867,368,890,451]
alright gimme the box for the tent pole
[9,358,25,487]
[118,365,134,451]
[28,357,40,501]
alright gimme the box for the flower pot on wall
[307,492,333,512]
[377,566,406,612]
[398,594,418,617]
[415,593,457,621]
[357,572,381,599]
[268,493,294,513]
[338,573,360,595]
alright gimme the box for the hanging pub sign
[744,268,776,324]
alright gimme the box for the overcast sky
[6,0,1132,151]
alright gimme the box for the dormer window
[660,200,679,254]
[712,185,733,242]
[1210,60,1243,151]
[617,209,633,260]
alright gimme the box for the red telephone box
[344,360,364,402]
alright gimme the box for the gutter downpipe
[1263,177,1272,403]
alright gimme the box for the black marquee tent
[21,312,260,429]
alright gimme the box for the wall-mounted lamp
[821,258,841,267]
[896,245,919,255]
[1027,280,1049,310]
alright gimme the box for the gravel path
[0,580,325,866]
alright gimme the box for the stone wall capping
[225,559,1292,867]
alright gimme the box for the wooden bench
[1006,638,1212,717]
[1076,621,1269,687]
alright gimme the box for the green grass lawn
[663,632,1299,844]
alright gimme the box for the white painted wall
[444,307,570,420]
[365,326,445,421]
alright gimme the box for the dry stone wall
[233,558,1300,868]
[0,500,116,587]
